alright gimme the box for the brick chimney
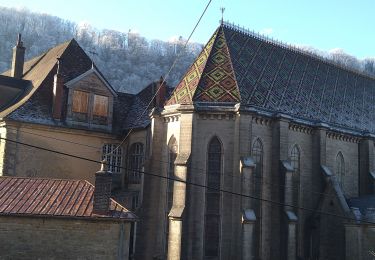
[155,76,166,108]
[11,33,25,79]
[93,160,113,214]
[52,58,64,120]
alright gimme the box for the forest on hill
[0,7,203,93]
[0,7,374,94]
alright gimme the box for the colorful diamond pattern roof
[166,29,217,105]
[193,28,240,102]
[166,22,375,134]
[167,27,240,105]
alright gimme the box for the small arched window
[127,142,144,184]
[252,138,263,177]
[335,152,345,189]
[290,145,300,175]
[289,145,301,209]
[205,137,222,259]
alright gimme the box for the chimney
[52,58,64,120]
[93,160,113,214]
[155,76,166,108]
[11,33,26,79]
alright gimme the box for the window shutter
[93,94,109,117]
[72,90,89,113]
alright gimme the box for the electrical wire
[5,125,341,201]
[104,0,213,157]
[0,136,373,225]
[6,126,340,201]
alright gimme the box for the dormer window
[65,67,117,131]
[72,90,89,121]
[93,94,109,124]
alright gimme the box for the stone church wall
[326,134,359,197]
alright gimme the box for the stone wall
[0,216,131,259]
[345,224,375,260]
[1,121,118,183]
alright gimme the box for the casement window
[127,143,144,184]
[335,152,345,189]
[102,144,122,173]
[204,137,222,259]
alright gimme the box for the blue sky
[0,0,374,59]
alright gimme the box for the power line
[7,126,340,201]
[6,126,341,201]
[0,136,372,225]
[104,0,213,157]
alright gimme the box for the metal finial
[220,7,225,24]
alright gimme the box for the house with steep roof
[0,162,136,259]
[1,22,375,260]
[0,34,169,259]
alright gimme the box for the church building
[1,22,375,260]
[138,22,375,260]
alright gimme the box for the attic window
[93,94,108,117]
[72,90,89,113]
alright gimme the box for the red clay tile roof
[0,176,136,221]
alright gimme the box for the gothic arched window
[204,137,222,259]
[290,145,300,175]
[335,152,345,189]
[290,145,301,207]
[251,137,264,259]
[252,138,263,177]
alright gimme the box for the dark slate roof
[347,195,375,215]
[124,81,173,130]
[0,75,32,112]
[113,92,135,133]
[166,22,375,134]
[0,176,137,221]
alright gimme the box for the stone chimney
[155,76,166,108]
[11,33,25,79]
[52,58,64,120]
[93,160,113,214]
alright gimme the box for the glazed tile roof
[166,28,240,105]
[166,22,375,134]
[0,176,136,221]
